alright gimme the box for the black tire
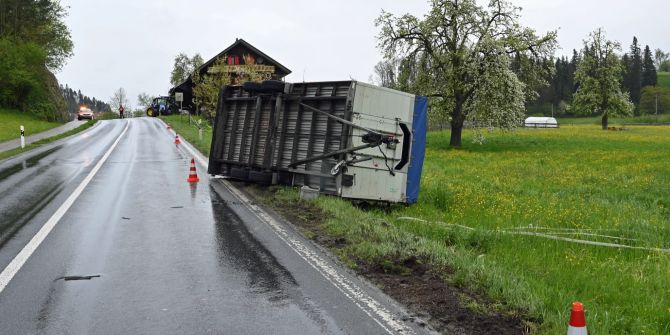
[242,81,262,93]
[146,108,155,117]
[77,116,82,120]
[260,80,285,93]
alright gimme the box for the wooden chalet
[170,38,291,112]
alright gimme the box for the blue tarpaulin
[405,96,427,204]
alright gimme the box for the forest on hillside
[0,0,86,121]
[528,38,669,116]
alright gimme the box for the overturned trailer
[208,80,427,204]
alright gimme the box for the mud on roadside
[237,182,532,335]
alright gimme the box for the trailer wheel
[260,80,285,93]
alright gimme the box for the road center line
[0,120,130,294]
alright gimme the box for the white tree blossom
[572,28,634,129]
[376,0,557,146]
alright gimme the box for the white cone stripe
[567,325,587,335]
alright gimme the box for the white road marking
[0,120,130,293]
[169,119,416,334]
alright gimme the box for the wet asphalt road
[0,118,432,335]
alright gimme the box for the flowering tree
[376,0,557,146]
[572,29,633,129]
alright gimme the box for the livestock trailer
[208,80,427,204]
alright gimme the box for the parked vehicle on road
[77,107,94,120]
[146,96,178,117]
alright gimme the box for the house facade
[170,38,291,112]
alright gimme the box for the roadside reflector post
[20,125,25,149]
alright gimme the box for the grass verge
[0,120,96,161]
[0,108,64,142]
[160,115,212,156]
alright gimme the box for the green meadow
[658,72,670,90]
[270,125,670,334]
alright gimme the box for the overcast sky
[55,0,669,109]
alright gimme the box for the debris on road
[54,275,101,281]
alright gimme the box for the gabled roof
[171,39,291,94]
[198,38,292,76]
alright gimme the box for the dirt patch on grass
[237,183,531,334]
[361,256,529,334]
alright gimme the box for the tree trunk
[601,113,608,130]
[449,102,465,147]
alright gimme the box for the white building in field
[524,117,559,128]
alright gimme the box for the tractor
[146,96,178,117]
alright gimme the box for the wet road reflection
[0,119,393,334]
[209,187,339,333]
[0,121,124,261]
[0,145,63,181]
[211,188,297,300]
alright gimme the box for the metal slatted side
[276,81,352,193]
[220,100,235,161]
[252,98,273,167]
[212,81,353,192]
[229,102,247,162]
[239,98,257,165]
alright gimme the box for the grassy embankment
[160,115,212,156]
[0,119,96,161]
[169,115,670,334]
[0,108,64,142]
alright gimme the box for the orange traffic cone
[187,157,200,183]
[174,134,181,145]
[567,302,587,335]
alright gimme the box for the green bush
[0,38,66,122]
[0,38,44,109]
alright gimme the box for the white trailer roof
[525,117,558,124]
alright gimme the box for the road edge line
[169,120,415,335]
[0,120,130,293]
